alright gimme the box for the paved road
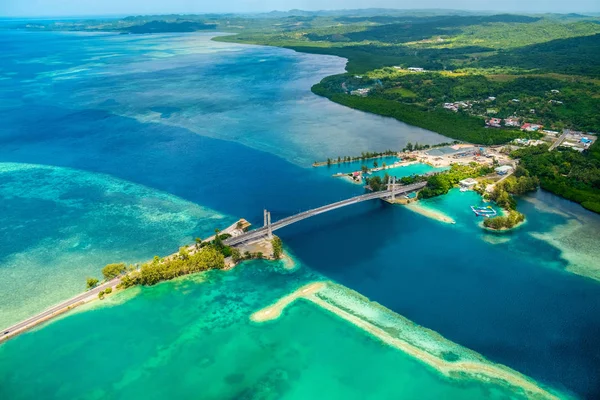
[1,277,121,340]
[549,131,568,151]
[224,182,426,246]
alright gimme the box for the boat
[470,205,497,217]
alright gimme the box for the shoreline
[251,281,561,400]
[1,218,255,343]
[480,219,527,233]
[404,201,456,224]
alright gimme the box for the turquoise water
[0,163,228,327]
[369,162,447,179]
[1,29,599,399]
[0,262,529,399]
[314,156,400,175]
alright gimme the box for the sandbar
[280,253,297,270]
[251,281,561,400]
[405,202,456,224]
[250,282,326,322]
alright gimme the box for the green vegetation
[314,150,396,166]
[313,68,599,143]
[272,237,283,259]
[481,170,539,230]
[118,246,225,288]
[512,143,600,213]
[313,80,529,145]
[419,164,493,198]
[86,277,99,290]
[483,210,525,230]
[101,263,127,280]
[98,287,113,300]
[17,11,600,212]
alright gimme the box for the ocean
[0,30,599,399]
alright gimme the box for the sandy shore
[309,295,557,400]
[251,281,560,400]
[250,282,325,322]
[280,253,297,270]
[339,175,363,185]
[405,202,456,224]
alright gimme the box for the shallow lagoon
[0,262,549,400]
[0,30,599,399]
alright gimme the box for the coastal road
[1,277,121,341]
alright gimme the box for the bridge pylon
[267,211,273,239]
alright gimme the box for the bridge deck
[224,182,426,246]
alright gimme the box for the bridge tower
[267,211,273,239]
[391,176,397,201]
[264,209,268,227]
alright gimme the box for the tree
[382,162,387,168]
[213,229,223,248]
[179,246,190,260]
[86,277,99,289]
[231,248,242,263]
[195,237,202,249]
[406,142,414,152]
[373,160,378,168]
[361,165,369,173]
[98,290,105,300]
[102,263,126,280]
[104,287,113,294]
[272,237,283,259]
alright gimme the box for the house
[511,99,520,103]
[407,67,425,72]
[551,89,560,94]
[443,102,458,112]
[521,123,542,132]
[488,96,496,101]
[486,118,502,128]
[504,118,520,127]
[350,88,370,96]
[530,109,536,114]
[495,165,513,175]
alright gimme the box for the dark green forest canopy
[512,143,600,213]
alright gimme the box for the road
[549,131,568,151]
[224,182,426,246]
[1,277,121,341]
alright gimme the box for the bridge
[224,180,427,246]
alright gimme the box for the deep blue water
[1,31,599,399]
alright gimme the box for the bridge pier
[267,211,273,239]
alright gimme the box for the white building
[495,165,513,175]
[459,178,478,189]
